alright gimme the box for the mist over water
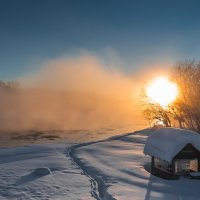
[0,54,145,132]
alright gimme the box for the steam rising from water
[0,53,145,132]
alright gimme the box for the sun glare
[146,77,178,107]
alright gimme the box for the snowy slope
[73,129,200,200]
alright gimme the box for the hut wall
[173,144,200,175]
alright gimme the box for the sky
[1,0,200,80]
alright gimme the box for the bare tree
[141,61,200,132]
[171,61,200,132]
[140,90,172,127]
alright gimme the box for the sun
[146,77,178,107]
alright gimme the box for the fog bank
[0,54,145,132]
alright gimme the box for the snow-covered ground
[1,129,200,200]
[0,143,93,200]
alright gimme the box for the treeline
[0,80,20,91]
[141,61,200,133]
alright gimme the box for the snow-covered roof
[143,128,200,162]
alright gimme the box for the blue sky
[1,0,200,80]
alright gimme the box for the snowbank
[144,128,200,162]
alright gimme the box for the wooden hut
[144,128,200,179]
